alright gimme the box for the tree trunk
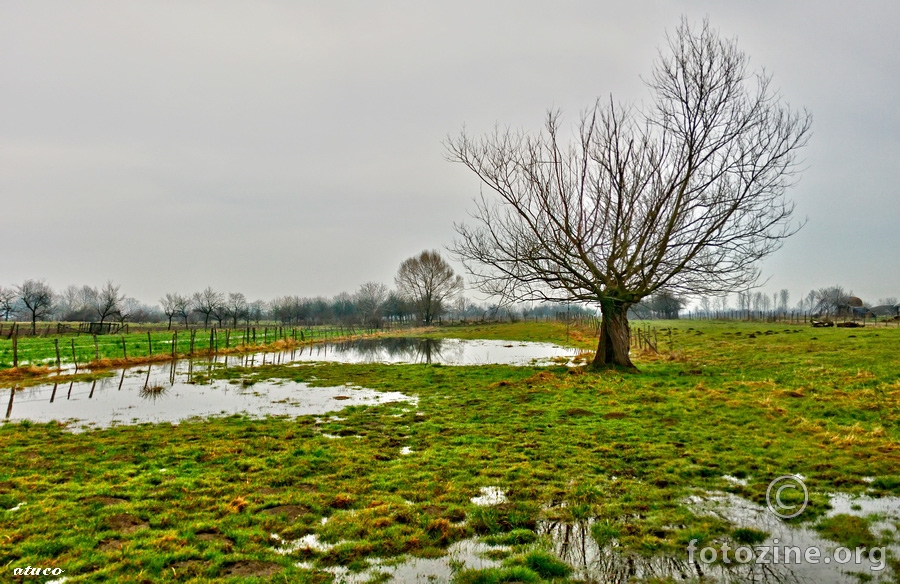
[591,301,635,370]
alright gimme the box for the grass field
[0,325,384,379]
[1,320,899,582]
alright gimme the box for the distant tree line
[0,251,598,333]
[689,286,899,319]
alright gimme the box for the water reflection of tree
[540,520,804,583]
[331,338,463,364]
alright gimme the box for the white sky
[2,1,898,307]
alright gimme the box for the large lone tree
[447,20,811,369]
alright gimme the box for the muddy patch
[260,504,308,521]
[194,531,234,548]
[96,538,125,552]
[105,513,149,533]
[82,496,128,506]
[167,559,209,578]
[220,560,282,578]
[256,487,284,496]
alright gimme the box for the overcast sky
[3,1,898,308]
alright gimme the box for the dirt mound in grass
[259,504,308,521]
[220,560,282,577]
[168,559,210,578]
[83,496,128,506]
[106,513,149,533]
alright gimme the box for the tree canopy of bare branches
[355,281,388,328]
[90,280,125,324]
[192,287,224,328]
[17,279,55,334]
[446,19,811,369]
[395,250,464,325]
[0,286,16,321]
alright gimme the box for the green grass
[0,324,378,373]
[1,320,898,582]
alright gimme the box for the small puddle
[293,538,503,583]
[2,358,414,430]
[539,492,899,583]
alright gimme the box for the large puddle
[540,491,900,583]
[2,338,576,428]
[1,358,414,430]
[273,337,579,366]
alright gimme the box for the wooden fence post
[121,336,128,360]
[93,334,99,361]
[71,338,78,372]
[55,338,61,369]
[147,331,153,356]
[12,325,18,369]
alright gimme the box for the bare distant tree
[160,293,188,329]
[174,294,192,327]
[395,250,464,325]
[247,300,266,325]
[713,295,729,313]
[116,297,145,324]
[355,281,388,328]
[813,286,849,316]
[89,281,125,324]
[192,287,224,328]
[0,286,16,321]
[699,297,711,316]
[735,291,751,314]
[802,289,817,313]
[16,279,55,334]
[446,19,810,369]
[778,289,790,314]
[224,292,249,327]
[878,297,898,307]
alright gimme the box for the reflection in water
[285,337,577,366]
[2,357,415,430]
[540,493,899,584]
[293,538,502,583]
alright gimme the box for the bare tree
[89,280,125,324]
[699,297,711,316]
[224,292,249,328]
[174,294,192,327]
[395,250,464,325]
[714,295,729,313]
[247,300,266,325]
[16,279,55,334]
[192,287,224,328]
[812,286,849,316]
[446,19,810,368]
[778,289,790,314]
[0,286,16,321]
[160,293,187,329]
[355,281,388,328]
